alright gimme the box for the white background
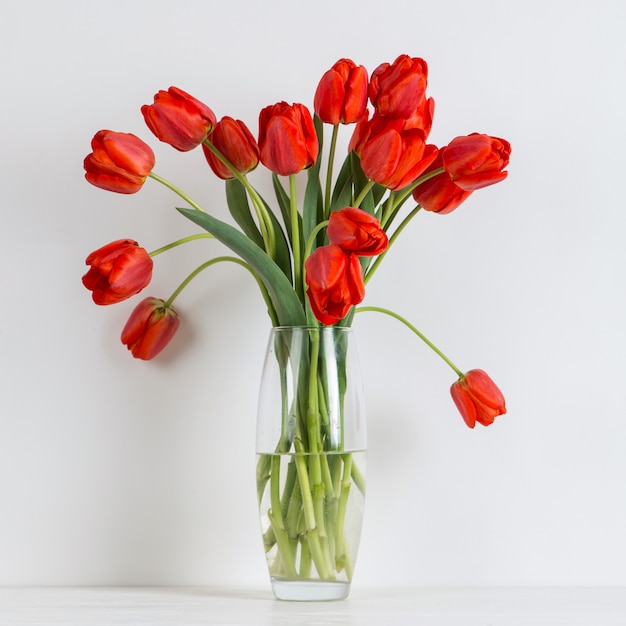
[1,0,624,587]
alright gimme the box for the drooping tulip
[314,58,369,125]
[304,245,365,325]
[202,116,260,179]
[412,151,474,214]
[141,86,216,152]
[368,55,429,119]
[121,297,180,360]
[450,369,507,428]
[258,102,319,176]
[443,133,511,190]
[327,207,388,256]
[82,239,153,305]
[84,130,155,194]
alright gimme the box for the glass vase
[256,326,366,601]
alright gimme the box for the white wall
[1,0,624,586]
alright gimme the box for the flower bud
[142,86,216,152]
[82,239,153,305]
[450,369,506,428]
[327,207,388,256]
[258,102,319,176]
[304,245,364,325]
[121,297,180,360]
[202,116,260,179]
[84,131,155,194]
[314,58,368,125]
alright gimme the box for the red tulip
[402,96,435,138]
[304,245,365,325]
[141,86,216,152]
[412,151,473,214]
[368,55,429,119]
[327,207,388,256]
[450,369,506,428]
[202,116,260,179]
[357,115,438,190]
[314,58,368,125]
[443,133,511,191]
[121,297,180,360]
[82,239,153,305]
[84,130,155,194]
[258,102,319,176]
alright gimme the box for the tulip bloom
[258,102,319,176]
[121,297,180,360]
[357,116,438,190]
[304,245,365,325]
[314,58,368,125]
[142,86,216,152]
[82,239,153,305]
[327,207,388,256]
[443,133,511,190]
[203,116,260,179]
[412,152,473,214]
[84,130,155,194]
[450,369,506,428]
[368,55,429,119]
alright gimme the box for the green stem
[395,166,445,205]
[364,206,421,286]
[148,172,206,213]
[354,180,375,208]
[289,174,303,301]
[356,306,464,377]
[163,256,278,326]
[304,220,329,258]
[324,125,339,219]
[149,233,214,257]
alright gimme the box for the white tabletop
[0,587,624,626]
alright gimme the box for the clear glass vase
[256,326,366,601]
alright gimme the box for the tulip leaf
[225,179,292,280]
[176,207,306,327]
[330,152,354,214]
[272,174,292,236]
[225,179,264,248]
[257,193,293,281]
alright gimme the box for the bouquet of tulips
[82,54,511,591]
[82,54,510,430]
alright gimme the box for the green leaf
[177,207,306,327]
[272,174,292,237]
[225,179,264,248]
[330,152,354,214]
[259,194,293,281]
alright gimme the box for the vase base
[271,579,351,602]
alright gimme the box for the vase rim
[271,325,353,333]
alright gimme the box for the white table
[0,587,624,625]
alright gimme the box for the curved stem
[324,125,339,219]
[356,305,464,376]
[163,255,279,326]
[353,180,375,208]
[364,205,421,285]
[148,172,206,213]
[304,220,329,258]
[149,233,214,257]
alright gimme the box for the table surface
[0,587,625,626]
